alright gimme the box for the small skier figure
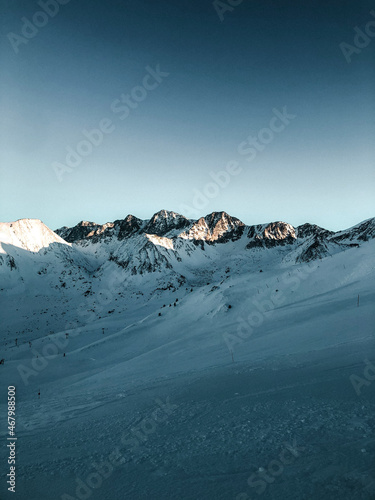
[38,390,40,399]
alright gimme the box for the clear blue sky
[1,0,374,231]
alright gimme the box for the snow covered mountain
[1,211,373,294]
[0,218,69,253]
[1,210,372,328]
[0,219,92,293]
[54,209,375,269]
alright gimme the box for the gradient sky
[1,0,374,231]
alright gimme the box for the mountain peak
[144,210,191,237]
[77,220,99,227]
[0,218,69,252]
[296,223,333,239]
[263,221,296,240]
[153,209,178,217]
[55,221,103,243]
[114,215,143,240]
[204,211,244,227]
[330,217,375,243]
[180,211,245,243]
[246,221,296,249]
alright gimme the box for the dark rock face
[293,224,335,262]
[296,237,330,263]
[55,221,104,243]
[246,222,296,249]
[181,211,245,244]
[296,223,333,239]
[204,212,245,243]
[55,216,143,244]
[295,218,375,263]
[7,255,17,270]
[330,218,375,243]
[116,215,143,240]
[144,210,191,237]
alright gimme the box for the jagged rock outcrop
[55,221,106,243]
[246,222,296,249]
[144,210,191,237]
[293,224,335,262]
[50,211,375,273]
[329,218,375,243]
[296,223,334,239]
[179,211,245,243]
[116,215,144,240]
